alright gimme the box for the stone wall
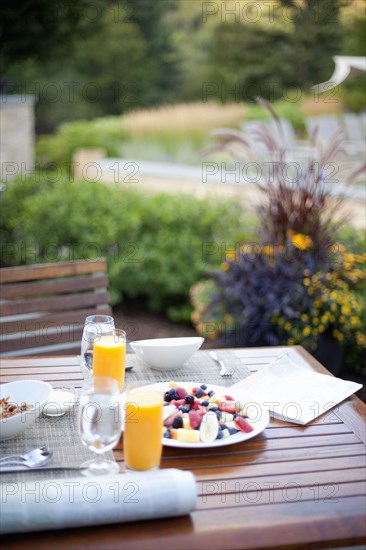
[0,95,36,182]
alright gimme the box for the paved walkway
[98,158,366,229]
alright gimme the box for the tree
[209,22,295,102]
[122,0,181,103]
[279,0,345,88]
[0,0,108,78]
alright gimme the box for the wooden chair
[0,259,112,357]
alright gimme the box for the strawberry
[219,401,236,414]
[225,394,235,401]
[175,387,189,399]
[234,415,254,433]
[188,410,202,429]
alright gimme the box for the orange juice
[124,390,163,471]
[93,332,126,392]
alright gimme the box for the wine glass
[81,315,114,375]
[78,376,122,476]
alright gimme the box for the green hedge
[1,175,255,321]
[36,117,128,168]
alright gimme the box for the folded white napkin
[230,355,362,425]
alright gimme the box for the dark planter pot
[313,332,344,376]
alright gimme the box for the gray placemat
[0,350,250,484]
[0,406,116,483]
[126,349,251,387]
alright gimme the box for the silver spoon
[0,446,48,463]
[0,451,53,469]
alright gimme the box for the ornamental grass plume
[202,97,365,260]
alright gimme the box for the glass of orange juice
[93,329,126,392]
[124,387,163,471]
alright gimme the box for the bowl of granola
[0,380,53,440]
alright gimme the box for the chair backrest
[0,259,112,357]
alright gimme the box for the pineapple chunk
[171,428,200,443]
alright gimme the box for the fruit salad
[162,381,254,444]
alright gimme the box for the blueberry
[164,391,172,402]
[201,400,209,407]
[215,410,222,419]
[195,389,204,398]
[168,388,176,396]
[200,384,207,390]
[163,431,171,439]
[229,427,239,435]
[172,416,183,429]
[208,390,215,397]
[185,395,195,405]
[233,413,238,419]
[220,423,227,430]
[216,431,223,439]
[178,405,189,412]
[208,403,218,411]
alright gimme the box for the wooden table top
[1,346,365,550]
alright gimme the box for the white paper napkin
[230,355,362,425]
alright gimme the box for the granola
[0,396,32,419]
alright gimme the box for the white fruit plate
[126,382,270,449]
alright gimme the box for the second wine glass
[78,376,122,476]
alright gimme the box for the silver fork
[209,351,234,377]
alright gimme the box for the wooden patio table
[1,346,365,550]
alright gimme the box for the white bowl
[129,337,204,371]
[0,380,53,440]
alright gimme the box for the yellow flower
[303,326,311,336]
[351,316,361,328]
[303,278,311,287]
[290,232,313,250]
[301,314,308,322]
[263,245,275,257]
[220,262,230,271]
[341,305,351,316]
[225,249,237,262]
